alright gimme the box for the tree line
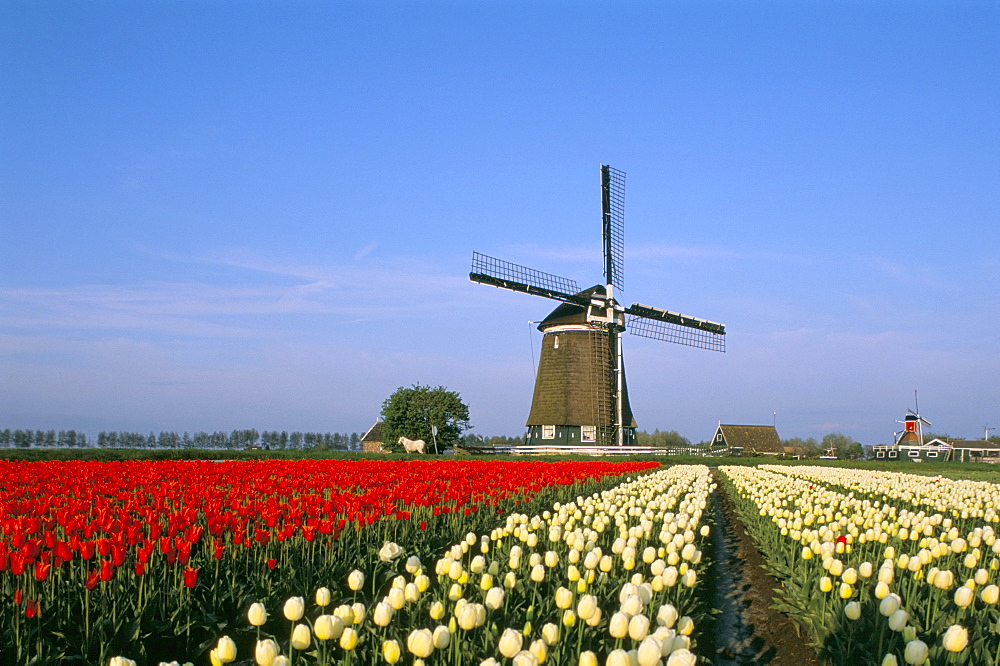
[0,428,363,450]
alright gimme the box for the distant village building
[711,424,785,457]
[928,439,1000,463]
[360,420,389,454]
[871,406,1000,463]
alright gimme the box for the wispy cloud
[0,251,479,340]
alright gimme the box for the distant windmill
[470,165,726,447]
[895,391,931,446]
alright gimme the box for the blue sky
[2,1,998,445]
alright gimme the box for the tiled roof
[718,424,784,454]
[947,439,1000,450]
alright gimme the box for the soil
[705,472,824,665]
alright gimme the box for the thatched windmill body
[471,166,726,447]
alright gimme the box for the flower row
[719,465,999,665]
[133,464,717,666]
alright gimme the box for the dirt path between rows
[705,472,823,665]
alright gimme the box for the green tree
[635,429,691,449]
[821,432,855,458]
[782,436,820,458]
[381,384,471,453]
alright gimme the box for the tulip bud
[498,628,523,658]
[888,608,908,632]
[291,624,311,650]
[248,602,268,627]
[433,625,451,650]
[350,602,365,625]
[281,597,305,622]
[657,603,678,628]
[879,594,900,617]
[942,624,968,652]
[677,615,694,636]
[577,594,598,621]
[407,628,434,658]
[255,638,279,666]
[214,636,237,663]
[609,611,630,638]
[485,586,505,611]
[378,541,402,562]
[382,639,401,664]
[315,587,331,607]
[109,658,137,666]
[347,568,365,590]
[666,649,697,666]
[579,651,598,666]
[529,639,547,664]
[373,601,394,627]
[903,639,928,665]
[606,649,630,666]
[339,627,358,650]
[628,614,650,641]
[314,614,342,640]
[881,654,898,666]
[541,622,560,646]
[387,586,405,610]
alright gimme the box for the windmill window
[908,449,920,458]
[716,433,723,442]
[553,336,559,349]
[581,426,597,442]
[876,450,885,458]
[542,425,555,439]
[889,451,898,458]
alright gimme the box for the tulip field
[720,464,1000,665]
[2,458,998,665]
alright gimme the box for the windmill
[470,165,726,447]
[895,391,931,447]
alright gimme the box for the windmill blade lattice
[470,252,583,303]
[602,166,626,293]
[627,304,726,352]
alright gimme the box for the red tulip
[183,566,199,588]
[34,560,51,582]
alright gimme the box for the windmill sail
[602,165,626,293]
[626,304,726,352]
[470,252,585,304]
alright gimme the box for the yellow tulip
[282,597,304,622]
[247,601,268,627]
[339,627,358,651]
[254,639,278,666]
[498,628,523,658]
[942,624,969,652]
[407,628,434,658]
[382,639,401,664]
[290,624,310,651]
[215,636,237,663]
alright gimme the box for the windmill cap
[537,285,607,331]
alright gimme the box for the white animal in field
[398,436,426,454]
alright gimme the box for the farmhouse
[360,420,389,453]
[711,424,785,457]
